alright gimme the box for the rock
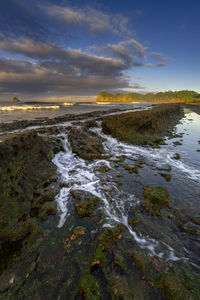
[192,215,200,225]
[143,186,169,215]
[68,128,105,160]
[128,207,139,226]
[132,249,199,300]
[91,224,123,268]
[95,165,111,173]
[76,270,99,299]
[123,165,139,174]
[70,190,100,217]
[159,173,172,182]
[173,153,181,160]
[64,226,86,245]
[173,141,182,146]
[183,222,200,235]
[157,165,172,172]
[102,104,184,146]
[0,131,57,242]
[38,202,57,221]
[12,97,20,103]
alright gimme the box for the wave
[0,105,60,111]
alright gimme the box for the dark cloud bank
[0,0,169,100]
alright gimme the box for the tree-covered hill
[96,90,200,103]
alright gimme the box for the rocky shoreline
[0,103,200,299]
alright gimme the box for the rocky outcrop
[102,104,184,146]
[0,131,57,243]
[143,186,169,215]
[68,127,105,160]
[12,97,20,103]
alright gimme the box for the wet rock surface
[0,131,57,237]
[0,105,200,299]
[68,127,105,160]
[102,104,184,146]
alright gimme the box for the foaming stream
[53,129,189,262]
[91,125,200,183]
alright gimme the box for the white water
[92,124,200,183]
[52,120,200,262]
[2,106,198,262]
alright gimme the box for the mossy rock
[123,165,139,174]
[108,274,134,299]
[65,226,86,243]
[191,215,200,225]
[91,224,123,268]
[37,201,57,221]
[102,104,183,146]
[173,141,182,146]
[95,165,111,173]
[0,131,57,238]
[68,128,105,160]
[132,249,200,300]
[173,153,181,160]
[71,190,100,217]
[157,165,172,172]
[183,221,200,235]
[143,186,169,215]
[128,207,139,226]
[159,173,172,182]
[0,218,42,244]
[76,270,100,299]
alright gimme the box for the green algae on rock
[132,249,200,300]
[128,207,139,226]
[65,226,86,244]
[76,270,100,299]
[102,104,184,146]
[159,173,172,182]
[123,164,139,174]
[183,221,200,235]
[91,224,124,268]
[68,127,105,160]
[0,130,57,245]
[173,153,181,160]
[70,190,100,217]
[143,186,169,215]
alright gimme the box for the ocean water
[0,101,149,123]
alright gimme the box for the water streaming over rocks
[1,104,200,299]
[53,112,200,264]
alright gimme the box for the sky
[0,0,199,101]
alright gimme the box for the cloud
[91,39,147,69]
[150,51,171,67]
[0,57,35,73]
[0,35,167,97]
[0,38,133,95]
[43,4,131,36]
[0,65,131,95]
[0,1,170,98]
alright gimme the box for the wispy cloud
[42,4,131,36]
[92,39,149,67]
[150,51,171,67]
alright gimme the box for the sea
[0,101,149,123]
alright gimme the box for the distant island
[96,90,200,103]
[12,97,20,103]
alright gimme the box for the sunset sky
[0,0,199,101]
